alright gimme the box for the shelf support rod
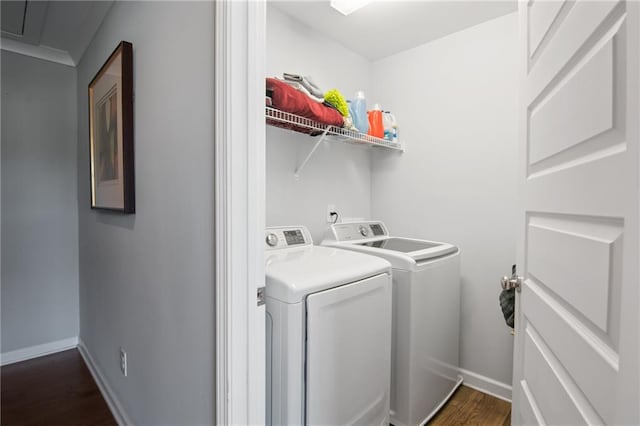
[294,126,330,180]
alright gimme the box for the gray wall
[1,51,79,353]
[76,2,215,424]
[371,13,518,387]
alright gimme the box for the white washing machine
[322,221,462,426]
[265,225,393,425]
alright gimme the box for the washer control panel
[265,226,313,250]
[330,222,388,241]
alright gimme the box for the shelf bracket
[294,127,330,180]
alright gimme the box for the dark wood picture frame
[88,41,135,213]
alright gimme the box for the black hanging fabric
[499,288,515,328]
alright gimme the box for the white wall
[1,51,79,354]
[370,13,519,387]
[266,5,373,243]
[76,2,215,424]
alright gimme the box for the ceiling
[270,0,518,61]
[1,0,113,66]
[1,1,517,65]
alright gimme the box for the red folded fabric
[266,78,344,134]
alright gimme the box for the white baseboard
[1,337,78,366]
[459,368,513,402]
[77,340,132,426]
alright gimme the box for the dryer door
[305,273,392,425]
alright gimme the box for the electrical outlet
[327,204,336,223]
[120,347,128,377]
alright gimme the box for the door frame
[215,0,640,423]
[214,1,266,424]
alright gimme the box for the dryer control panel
[265,226,313,250]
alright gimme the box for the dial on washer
[266,233,279,247]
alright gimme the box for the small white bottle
[383,112,398,142]
[391,114,398,143]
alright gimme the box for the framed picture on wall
[88,41,135,213]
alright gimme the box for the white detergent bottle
[391,113,398,142]
[383,112,398,142]
[383,112,394,141]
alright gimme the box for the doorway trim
[214,1,266,424]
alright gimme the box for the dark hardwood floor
[428,385,511,426]
[1,349,116,426]
[2,351,509,426]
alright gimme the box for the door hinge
[257,287,265,306]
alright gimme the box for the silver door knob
[501,275,523,291]
[501,264,523,292]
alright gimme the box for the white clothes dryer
[322,221,462,426]
[265,226,393,426]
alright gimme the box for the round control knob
[266,233,278,247]
[359,225,370,237]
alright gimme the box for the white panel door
[513,1,639,425]
[306,274,392,426]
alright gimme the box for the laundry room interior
[264,1,518,423]
[2,0,636,424]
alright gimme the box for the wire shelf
[265,107,403,151]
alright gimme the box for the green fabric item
[324,89,349,117]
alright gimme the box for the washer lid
[265,245,391,304]
[330,238,457,269]
[322,221,458,270]
[357,238,443,253]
